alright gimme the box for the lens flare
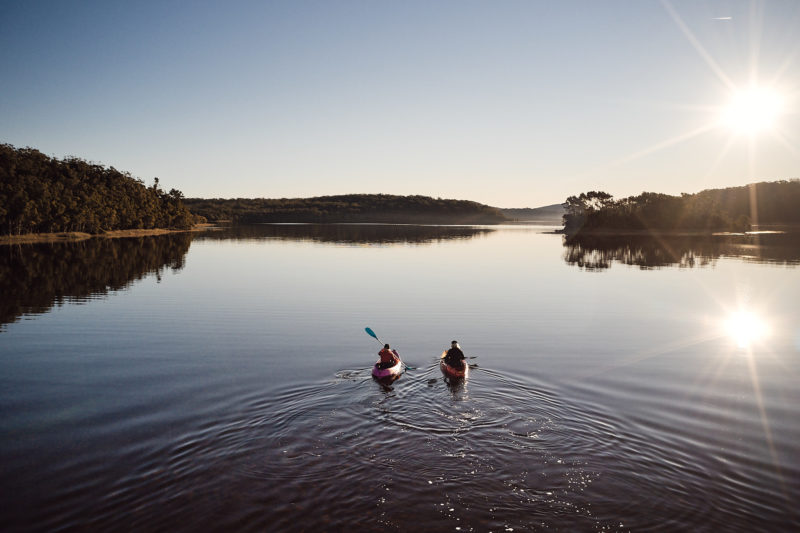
[721,86,784,135]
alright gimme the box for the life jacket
[379,348,398,364]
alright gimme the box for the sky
[1,0,798,207]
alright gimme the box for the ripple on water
[189,363,627,531]
[7,357,797,531]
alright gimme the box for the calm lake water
[1,224,799,532]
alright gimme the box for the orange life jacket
[379,348,398,364]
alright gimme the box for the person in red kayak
[443,340,465,370]
[377,344,400,369]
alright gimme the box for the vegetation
[1,144,200,236]
[563,181,800,234]
[183,194,508,224]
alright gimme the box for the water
[1,225,799,531]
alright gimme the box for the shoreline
[0,224,217,245]
[564,227,794,238]
[566,229,728,237]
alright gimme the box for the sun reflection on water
[723,310,770,349]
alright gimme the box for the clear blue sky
[1,0,798,207]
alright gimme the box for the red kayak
[372,353,403,379]
[440,351,468,378]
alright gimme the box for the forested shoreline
[563,180,800,235]
[183,195,508,224]
[6,142,798,237]
[1,144,198,236]
[0,143,506,232]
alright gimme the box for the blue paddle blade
[365,327,378,339]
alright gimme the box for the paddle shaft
[364,327,383,345]
[365,327,414,370]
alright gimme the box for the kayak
[372,358,403,379]
[440,351,468,378]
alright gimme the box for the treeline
[563,180,800,234]
[183,194,508,224]
[1,144,199,235]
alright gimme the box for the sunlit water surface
[1,225,799,531]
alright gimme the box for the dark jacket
[444,346,465,368]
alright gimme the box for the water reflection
[563,232,800,270]
[723,310,771,349]
[443,374,468,398]
[196,223,494,245]
[2,224,798,531]
[0,235,192,329]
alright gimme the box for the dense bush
[183,194,508,224]
[1,144,198,235]
[563,181,800,234]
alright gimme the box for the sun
[720,85,785,135]
[723,310,770,349]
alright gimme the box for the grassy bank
[0,224,216,245]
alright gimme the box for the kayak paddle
[365,327,415,370]
[364,327,382,345]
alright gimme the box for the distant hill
[183,194,508,224]
[499,204,566,224]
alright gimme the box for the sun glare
[721,86,784,135]
[723,310,770,349]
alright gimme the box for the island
[562,180,800,235]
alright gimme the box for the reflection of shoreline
[1,234,193,328]
[563,232,800,270]
[194,223,496,245]
[563,221,800,238]
[0,224,215,246]
[564,228,795,237]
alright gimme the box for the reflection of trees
[196,223,495,245]
[563,233,800,270]
[1,234,192,328]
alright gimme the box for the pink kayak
[440,351,468,378]
[372,357,403,379]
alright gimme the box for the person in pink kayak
[377,344,400,369]
[443,340,465,370]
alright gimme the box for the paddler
[443,340,465,369]
[377,344,400,369]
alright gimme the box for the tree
[563,191,614,232]
[0,144,197,235]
